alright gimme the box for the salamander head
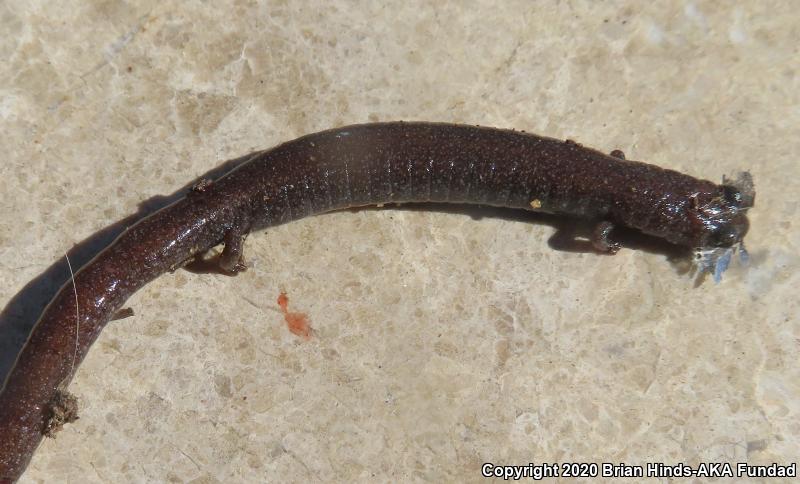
[689,172,755,281]
[692,187,751,249]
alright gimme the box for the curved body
[0,122,752,481]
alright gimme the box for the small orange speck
[277,292,289,310]
[277,292,312,340]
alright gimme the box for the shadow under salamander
[351,201,690,261]
[0,151,689,385]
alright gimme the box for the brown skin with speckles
[0,122,752,481]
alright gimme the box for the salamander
[0,122,754,481]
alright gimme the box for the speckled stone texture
[1,1,798,482]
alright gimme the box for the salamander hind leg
[178,227,248,276]
[111,307,135,321]
[219,227,248,274]
[591,220,621,254]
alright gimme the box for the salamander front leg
[591,220,621,254]
[219,228,248,273]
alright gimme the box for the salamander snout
[692,173,754,250]
[708,216,749,248]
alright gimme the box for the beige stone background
[1,0,798,482]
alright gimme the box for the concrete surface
[1,1,798,482]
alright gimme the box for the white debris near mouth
[694,243,749,283]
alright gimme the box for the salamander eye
[708,225,739,248]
